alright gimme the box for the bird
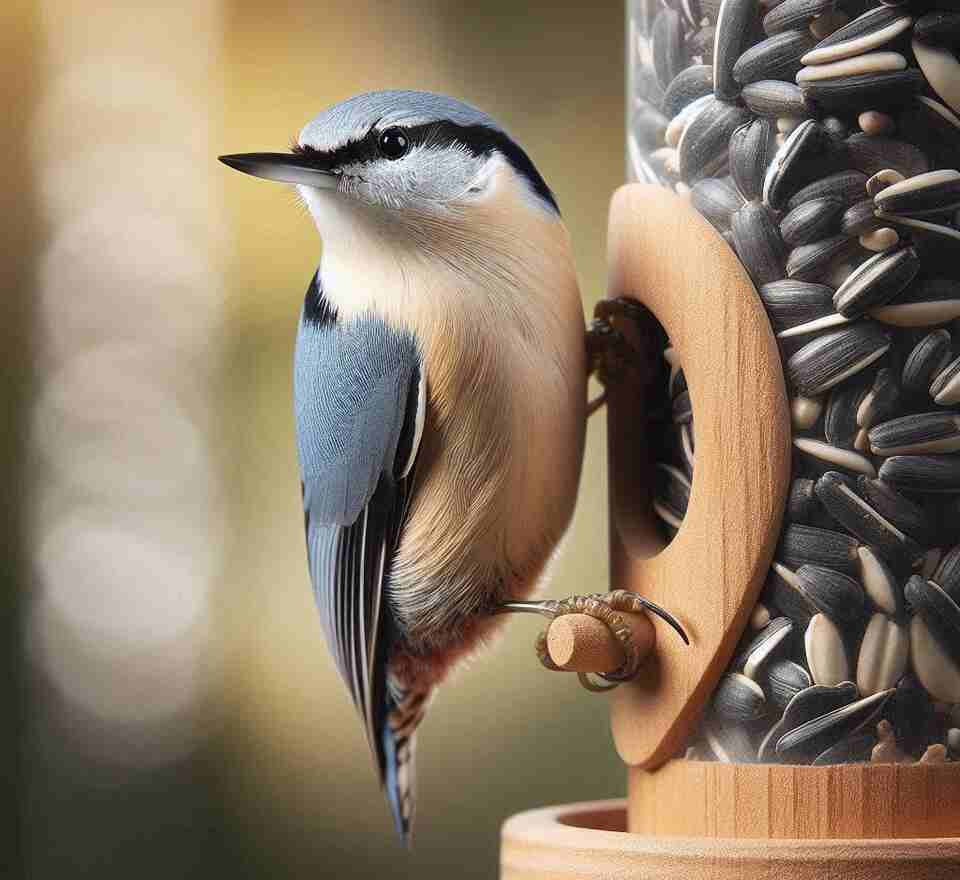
[220,90,596,843]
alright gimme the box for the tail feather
[381,684,431,844]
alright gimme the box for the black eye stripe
[293,121,558,212]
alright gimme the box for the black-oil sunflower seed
[780,197,844,248]
[816,470,923,567]
[731,201,787,285]
[930,355,960,406]
[678,97,751,183]
[801,68,925,114]
[879,454,960,493]
[765,658,813,710]
[712,672,768,721]
[778,523,860,574]
[786,322,890,395]
[902,330,953,397]
[734,30,815,85]
[802,5,913,65]
[714,0,761,101]
[832,245,920,318]
[741,79,810,117]
[730,118,776,201]
[875,169,960,218]
[869,412,960,456]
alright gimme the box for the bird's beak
[218,152,339,189]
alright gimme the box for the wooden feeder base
[500,797,960,879]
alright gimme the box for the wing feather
[295,274,424,823]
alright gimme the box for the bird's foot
[585,297,654,416]
[496,590,688,692]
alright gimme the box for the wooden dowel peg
[546,611,656,674]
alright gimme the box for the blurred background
[7,1,625,876]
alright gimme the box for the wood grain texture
[500,800,960,879]
[629,759,960,839]
[605,184,792,769]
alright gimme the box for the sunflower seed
[796,562,866,621]
[912,37,960,116]
[786,169,868,212]
[764,0,835,36]
[690,175,745,229]
[673,388,693,424]
[933,544,960,599]
[832,245,919,318]
[795,437,877,476]
[859,476,938,547]
[802,6,913,65]
[914,12,960,49]
[857,545,903,614]
[735,615,795,678]
[766,658,813,709]
[663,65,715,118]
[801,68,924,113]
[666,93,715,147]
[751,602,772,630]
[855,367,901,429]
[857,613,909,695]
[776,687,893,758]
[786,322,890,395]
[787,235,863,282]
[869,279,960,327]
[763,120,838,209]
[736,30,816,85]
[910,612,960,702]
[759,279,836,331]
[875,169,960,218]
[792,396,825,431]
[889,673,937,756]
[805,612,852,685]
[780,197,844,247]
[713,672,769,720]
[847,135,930,182]
[797,50,907,83]
[930,355,960,406]
[870,412,960,456]
[812,731,876,763]
[703,716,758,762]
[714,0,761,100]
[902,330,952,396]
[874,215,960,255]
[731,201,788,284]
[657,462,692,514]
[678,97,751,182]
[920,547,942,580]
[825,379,868,447]
[780,523,862,575]
[879,455,960,493]
[788,477,821,523]
[730,118,776,201]
[653,8,687,90]
[690,24,718,65]
[758,681,858,760]
[841,198,883,235]
[816,470,922,565]
[742,79,811,117]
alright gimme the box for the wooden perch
[546,611,656,674]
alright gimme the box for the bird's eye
[378,127,409,160]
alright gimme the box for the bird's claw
[585,297,655,414]
[497,589,688,693]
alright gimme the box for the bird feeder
[500,0,960,875]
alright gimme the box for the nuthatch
[219,90,681,842]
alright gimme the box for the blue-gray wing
[294,274,424,781]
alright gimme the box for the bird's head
[219,90,559,234]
